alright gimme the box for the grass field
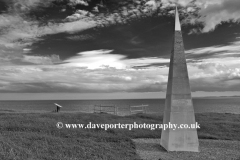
[0,112,239,160]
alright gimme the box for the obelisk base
[160,111,199,152]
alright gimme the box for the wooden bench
[94,105,118,115]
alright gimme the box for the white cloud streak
[186,41,240,57]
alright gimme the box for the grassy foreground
[0,112,239,160]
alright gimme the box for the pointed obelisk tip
[175,5,181,31]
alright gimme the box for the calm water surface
[0,98,239,114]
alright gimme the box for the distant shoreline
[0,96,239,101]
[1,98,239,115]
[1,110,239,115]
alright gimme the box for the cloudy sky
[0,0,240,100]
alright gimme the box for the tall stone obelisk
[160,6,199,152]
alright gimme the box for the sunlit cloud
[62,49,126,69]
[61,49,170,69]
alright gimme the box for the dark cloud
[0,1,8,13]
[184,22,240,50]
[29,13,240,62]
[29,14,174,59]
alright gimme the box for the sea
[0,97,240,114]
